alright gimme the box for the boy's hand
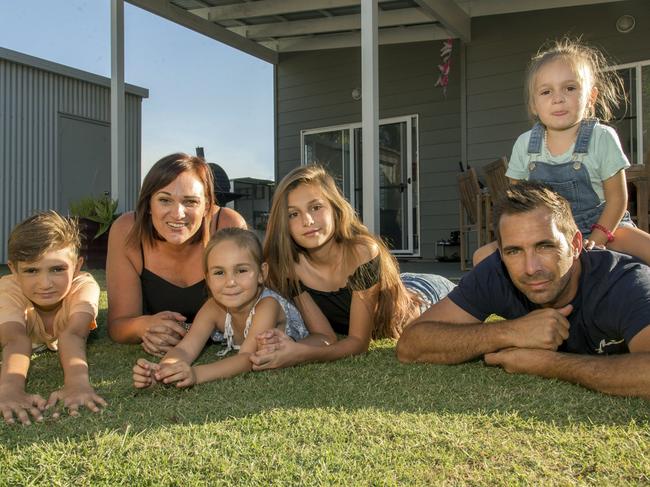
[0,387,46,425]
[133,358,160,389]
[156,360,197,388]
[46,385,107,418]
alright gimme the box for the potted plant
[69,193,119,269]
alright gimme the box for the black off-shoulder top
[295,256,380,335]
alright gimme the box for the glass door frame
[300,114,420,256]
[606,59,650,164]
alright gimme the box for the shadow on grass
[4,323,649,448]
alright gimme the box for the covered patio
[109,0,648,261]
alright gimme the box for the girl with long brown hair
[250,165,454,369]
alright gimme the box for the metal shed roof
[0,46,149,98]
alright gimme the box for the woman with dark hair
[106,153,246,356]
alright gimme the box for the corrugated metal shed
[0,47,148,263]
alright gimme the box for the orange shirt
[0,272,99,351]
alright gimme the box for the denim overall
[527,119,603,235]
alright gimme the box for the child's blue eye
[52,266,67,273]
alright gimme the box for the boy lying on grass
[0,211,106,425]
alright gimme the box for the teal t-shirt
[506,122,629,203]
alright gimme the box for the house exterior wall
[275,41,462,259]
[274,0,650,260]
[465,0,650,171]
[0,51,145,262]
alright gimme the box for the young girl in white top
[475,38,650,265]
[132,228,308,388]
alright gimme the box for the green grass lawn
[1,269,649,485]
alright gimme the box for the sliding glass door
[301,115,419,255]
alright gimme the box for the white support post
[111,0,126,211]
[361,0,379,234]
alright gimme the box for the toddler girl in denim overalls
[475,38,650,266]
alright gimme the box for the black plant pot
[79,218,110,269]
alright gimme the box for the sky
[0,0,275,181]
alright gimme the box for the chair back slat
[457,168,481,224]
[482,156,509,200]
[625,164,649,232]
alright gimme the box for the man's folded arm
[396,297,502,364]
[485,325,650,399]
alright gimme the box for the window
[301,115,420,256]
[608,60,650,164]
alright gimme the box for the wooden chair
[457,167,488,271]
[626,164,649,232]
[481,156,509,240]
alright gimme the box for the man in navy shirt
[397,182,650,399]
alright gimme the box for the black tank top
[139,244,207,323]
[296,256,380,335]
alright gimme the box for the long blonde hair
[525,37,625,122]
[264,165,416,339]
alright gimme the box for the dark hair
[493,181,579,244]
[525,37,625,122]
[203,227,263,275]
[8,210,80,262]
[127,153,215,248]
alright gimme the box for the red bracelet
[590,223,615,243]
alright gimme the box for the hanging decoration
[434,38,453,97]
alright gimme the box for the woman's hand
[141,311,188,357]
[250,329,303,370]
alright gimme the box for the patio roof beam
[461,0,627,17]
[414,0,470,42]
[229,8,432,39]
[111,0,126,213]
[261,23,448,52]
[190,0,389,22]
[125,0,279,64]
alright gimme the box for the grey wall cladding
[275,41,462,259]
[0,54,144,262]
[465,0,650,171]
